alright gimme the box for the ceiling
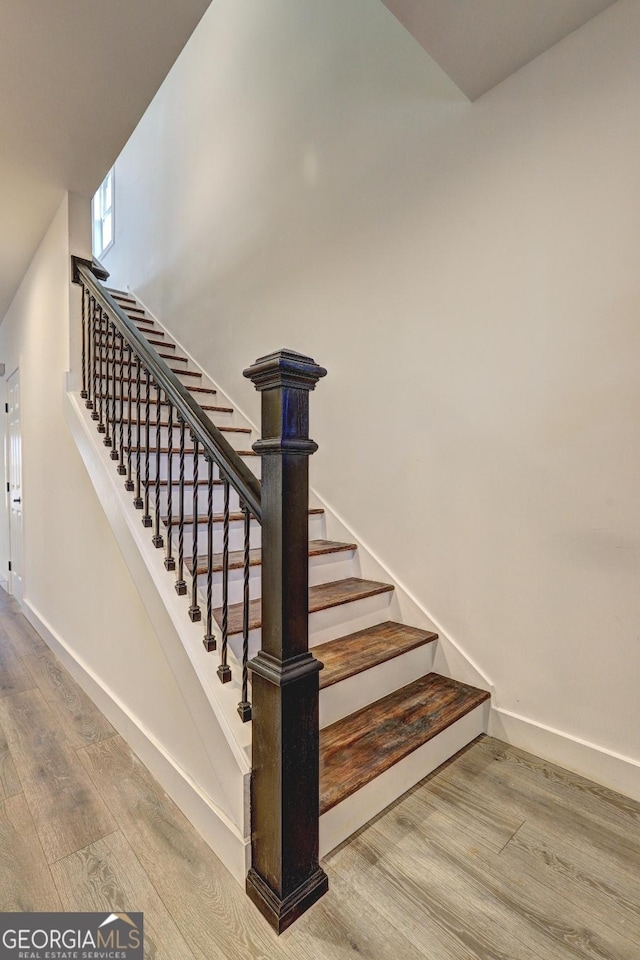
[381,0,619,100]
[0,0,212,319]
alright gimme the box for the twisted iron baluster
[80,285,87,399]
[90,296,99,418]
[189,436,201,621]
[85,287,94,410]
[217,478,231,684]
[175,416,187,595]
[116,333,126,473]
[133,357,143,508]
[124,344,134,491]
[152,384,163,547]
[142,369,152,526]
[164,401,175,570]
[97,306,106,433]
[237,504,252,721]
[103,319,113,447]
[203,455,216,651]
[109,326,119,460]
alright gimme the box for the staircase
[71,260,490,932]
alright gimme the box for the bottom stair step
[320,673,490,816]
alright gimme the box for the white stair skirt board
[319,700,490,858]
[65,390,252,885]
[319,642,437,729]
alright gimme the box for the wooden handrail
[73,257,261,519]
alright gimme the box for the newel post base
[243,349,328,934]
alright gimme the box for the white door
[7,369,23,600]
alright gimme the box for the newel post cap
[70,254,110,285]
[244,349,327,392]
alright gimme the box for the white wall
[103,0,640,788]
[0,195,244,834]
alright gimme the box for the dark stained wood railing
[71,255,327,932]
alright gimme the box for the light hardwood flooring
[0,586,638,959]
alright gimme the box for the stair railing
[71,255,328,932]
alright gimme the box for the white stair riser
[101,360,192,377]
[319,701,489,857]
[140,452,261,482]
[156,485,244,516]
[105,423,253,451]
[309,591,394,647]
[98,355,189,372]
[138,425,253,450]
[98,370,207,390]
[112,402,235,425]
[319,642,437,728]
[163,511,326,555]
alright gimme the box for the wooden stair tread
[108,397,229,412]
[164,507,323,526]
[106,290,135,303]
[315,621,437,689]
[320,674,490,814]
[168,367,200,378]
[123,420,249,434]
[106,364,198,377]
[187,539,356,576]
[157,352,188,363]
[132,446,257,456]
[217,578,393,636]
[150,478,227,488]
[98,378,216,395]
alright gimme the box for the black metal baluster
[109,326,119,461]
[142,369,152,527]
[124,344,134,491]
[217,478,231,683]
[103,320,113,447]
[116,333,126,473]
[164,401,175,570]
[80,285,87,399]
[175,416,187,595]
[97,306,106,433]
[90,297,99,419]
[189,437,201,621]
[152,384,163,547]
[237,504,252,721]
[85,288,93,410]
[203,456,216,651]
[133,357,143,508]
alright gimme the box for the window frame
[92,167,115,258]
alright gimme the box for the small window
[92,167,115,257]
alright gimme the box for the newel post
[243,349,328,934]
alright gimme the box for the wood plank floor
[0,586,638,958]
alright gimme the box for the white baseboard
[22,599,250,884]
[489,705,640,804]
